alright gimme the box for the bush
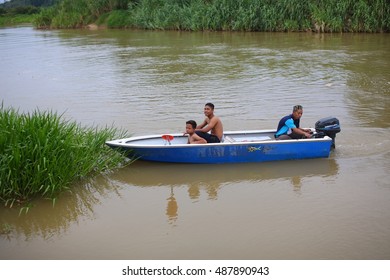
[0,105,130,207]
[9,6,40,15]
[33,6,56,28]
[33,0,390,32]
[106,9,132,28]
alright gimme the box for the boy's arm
[191,134,207,144]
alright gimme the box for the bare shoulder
[190,133,207,144]
[210,115,221,124]
[212,115,223,126]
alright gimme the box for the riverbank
[0,14,34,26]
[32,0,389,33]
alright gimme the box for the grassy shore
[0,105,131,208]
[0,5,40,26]
[32,0,390,32]
[0,13,36,26]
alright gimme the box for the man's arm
[292,127,311,138]
[196,118,208,130]
[197,117,219,133]
[285,119,310,138]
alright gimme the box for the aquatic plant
[0,105,131,207]
[105,9,132,28]
[33,0,390,32]
[32,0,130,28]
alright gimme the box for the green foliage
[0,0,53,26]
[32,0,390,32]
[125,0,390,32]
[0,0,57,9]
[33,5,55,28]
[8,5,40,15]
[0,13,36,25]
[106,9,132,28]
[34,0,130,28]
[0,105,131,207]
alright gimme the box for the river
[0,26,389,260]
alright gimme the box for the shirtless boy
[195,103,224,143]
[186,120,207,144]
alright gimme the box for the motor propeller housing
[314,117,341,148]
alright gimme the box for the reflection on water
[105,159,339,225]
[0,159,339,240]
[0,177,122,242]
[166,187,178,224]
[108,159,339,188]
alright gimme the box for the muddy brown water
[1,26,389,259]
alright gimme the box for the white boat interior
[107,129,328,147]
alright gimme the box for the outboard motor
[314,117,341,148]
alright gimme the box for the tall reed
[0,105,130,207]
[34,0,390,32]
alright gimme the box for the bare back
[188,133,207,144]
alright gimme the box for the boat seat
[227,135,273,142]
[224,136,235,143]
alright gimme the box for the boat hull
[106,130,333,164]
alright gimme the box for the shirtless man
[195,103,224,143]
[185,120,207,144]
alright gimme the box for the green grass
[0,105,131,207]
[0,14,36,26]
[32,0,390,32]
[106,10,132,28]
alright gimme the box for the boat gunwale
[106,129,332,148]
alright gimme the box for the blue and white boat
[106,117,340,164]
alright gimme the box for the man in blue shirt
[275,105,312,140]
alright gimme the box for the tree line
[0,0,58,8]
[0,0,58,17]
